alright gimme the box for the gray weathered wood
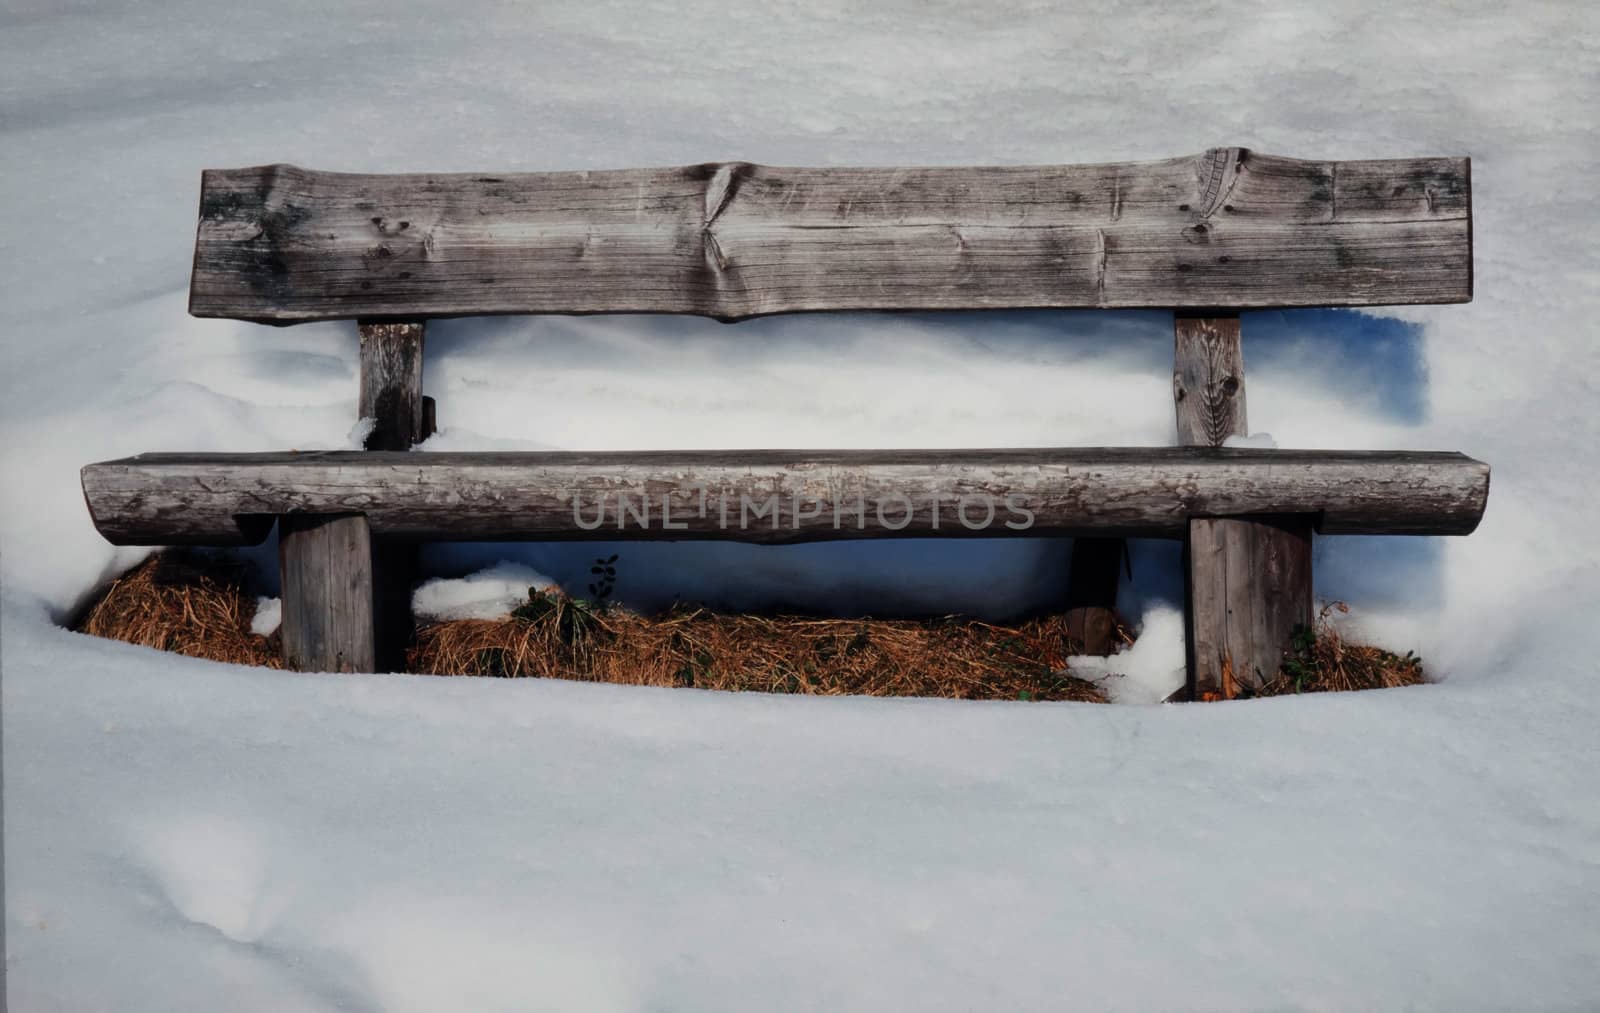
[1174,314,1246,446]
[1175,312,1248,698]
[355,319,427,671]
[358,321,425,451]
[1173,312,1315,699]
[81,447,1489,545]
[1187,515,1314,698]
[278,513,376,672]
[189,149,1472,323]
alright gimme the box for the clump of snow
[250,596,281,636]
[347,416,376,449]
[412,562,560,621]
[1222,431,1279,449]
[1068,604,1187,704]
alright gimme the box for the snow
[412,562,559,622]
[8,599,1599,1011]
[249,597,281,637]
[1222,432,1279,449]
[1068,605,1187,705]
[3,0,1599,1009]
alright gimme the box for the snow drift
[3,0,1598,1009]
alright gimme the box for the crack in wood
[1096,228,1108,303]
[1197,147,1245,219]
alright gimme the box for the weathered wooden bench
[81,148,1487,698]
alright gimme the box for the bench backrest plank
[190,148,1471,323]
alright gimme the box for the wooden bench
[81,148,1487,698]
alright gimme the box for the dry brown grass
[73,553,1423,704]
[409,599,1109,702]
[1252,602,1427,696]
[76,552,281,668]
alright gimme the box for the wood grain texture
[1174,314,1246,447]
[81,447,1489,545]
[1172,312,1314,698]
[189,149,1472,323]
[355,319,427,670]
[358,321,425,451]
[278,513,376,672]
[1187,515,1314,696]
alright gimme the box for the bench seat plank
[82,448,1489,545]
[190,149,1471,323]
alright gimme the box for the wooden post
[1187,515,1312,696]
[279,513,376,672]
[361,320,426,672]
[1174,313,1313,699]
[358,321,426,451]
[278,321,426,672]
[420,395,437,441]
[1174,315,1246,448]
[1064,538,1121,655]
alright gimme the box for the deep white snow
[3,0,1598,1009]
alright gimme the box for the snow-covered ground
[3,1,1597,1008]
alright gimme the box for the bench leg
[279,513,377,672]
[1064,537,1122,655]
[1172,312,1316,700]
[1186,515,1313,699]
[358,320,428,673]
[370,540,417,673]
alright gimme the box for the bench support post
[1064,538,1122,654]
[359,321,427,450]
[1186,515,1313,698]
[279,513,377,672]
[1174,313,1314,699]
[359,320,427,672]
[277,321,427,673]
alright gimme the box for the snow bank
[6,592,1599,1012]
[3,0,1598,1008]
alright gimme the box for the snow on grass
[3,0,1599,1008]
[412,562,560,622]
[1068,605,1186,705]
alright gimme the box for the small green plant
[512,586,605,645]
[673,647,715,687]
[474,646,512,677]
[511,587,557,623]
[1282,622,1319,693]
[1264,601,1425,696]
[588,554,619,602]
